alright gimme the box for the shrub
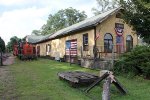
[114,45,150,79]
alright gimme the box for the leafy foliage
[41,7,87,35]
[120,0,150,44]
[0,37,5,52]
[114,45,150,79]
[7,36,20,52]
[92,0,119,15]
[31,30,41,35]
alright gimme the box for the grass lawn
[0,58,150,100]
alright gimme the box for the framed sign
[115,23,124,29]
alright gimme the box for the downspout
[94,26,97,46]
[93,26,97,60]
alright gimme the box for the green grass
[1,58,150,100]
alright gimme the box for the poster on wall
[116,36,124,53]
[65,40,77,56]
[116,36,122,43]
[65,39,77,63]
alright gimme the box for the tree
[120,0,150,44]
[41,7,87,35]
[0,37,5,52]
[31,30,41,35]
[92,0,120,15]
[6,36,20,52]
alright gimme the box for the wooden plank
[58,71,99,85]
[58,72,79,83]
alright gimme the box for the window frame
[46,44,51,52]
[115,23,124,29]
[104,33,113,53]
[126,35,133,52]
[116,12,122,18]
[83,33,88,51]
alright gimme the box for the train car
[13,41,37,60]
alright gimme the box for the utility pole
[0,48,3,66]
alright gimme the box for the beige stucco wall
[36,12,138,58]
[37,29,95,58]
[96,13,138,52]
[36,41,51,56]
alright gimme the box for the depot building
[26,7,138,66]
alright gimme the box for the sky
[0,0,97,44]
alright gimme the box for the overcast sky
[0,0,97,44]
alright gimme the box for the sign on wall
[65,39,77,56]
[116,36,124,53]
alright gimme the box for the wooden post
[102,77,111,100]
[111,44,115,70]
[69,48,71,66]
[0,48,3,66]
[80,46,83,58]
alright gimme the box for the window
[46,44,51,52]
[46,45,47,52]
[126,35,133,52]
[83,33,88,51]
[104,33,113,53]
[37,46,40,55]
[48,44,51,52]
[115,23,124,29]
[116,12,122,18]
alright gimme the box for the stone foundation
[81,58,112,70]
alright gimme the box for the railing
[80,44,136,60]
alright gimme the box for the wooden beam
[85,72,109,93]
[112,77,128,95]
[0,48,3,66]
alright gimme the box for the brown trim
[94,26,96,46]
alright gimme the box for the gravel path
[0,55,16,99]
[3,55,15,66]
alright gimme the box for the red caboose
[20,42,37,60]
[13,41,37,60]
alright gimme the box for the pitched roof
[28,7,121,44]
[26,34,52,44]
[49,7,121,39]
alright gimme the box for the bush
[114,45,150,79]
